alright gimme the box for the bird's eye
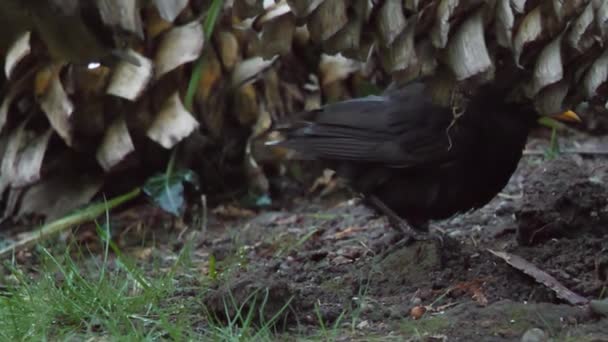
[87,62,101,70]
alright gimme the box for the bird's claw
[374,228,447,260]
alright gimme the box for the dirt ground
[195,133,608,341]
[4,133,608,341]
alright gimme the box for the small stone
[521,328,548,342]
[360,302,375,314]
[331,255,353,265]
[336,246,361,259]
[356,320,370,329]
[479,320,493,328]
[495,201,514,216]
[448,229,464,238]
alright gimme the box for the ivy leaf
[240,192,272,209]
[143,169,199,216]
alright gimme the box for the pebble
[356,320,370,329]
[448,229,464,238]
[360,302,375,314]
[331,255,352,265]
[521,328,548,342]
[495,202,514,216]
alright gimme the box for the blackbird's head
[470,83,582,127]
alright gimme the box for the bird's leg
[367,195,429,242]
[368,195,446,259]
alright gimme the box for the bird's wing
[276,83,455,168]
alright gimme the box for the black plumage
[274,82,542,232]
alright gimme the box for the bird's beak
[550,110,582,123]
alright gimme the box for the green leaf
[543,127,561,160]
[537,117,564,160]
[143,169,200,216]
[208,254,217,281]
[240,192,272,209]
[537,116,564,130]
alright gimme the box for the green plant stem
[0,188,141,259]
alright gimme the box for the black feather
[276,82,538,230]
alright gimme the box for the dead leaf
[212,205,256,219]
[145,6,173,39]
[34,64,62,98]
[97,0,144,38]
[0,69,35,134]
[231,56,279,88]
[17,172,104,222]
[450,278,489,306]
[233,83,259,125]
[11,129,54,187]
[217,31,240,72]
[4,31,31,79]
[153,0,189,22]
[309,168,336,193]
[334,226,363,240]
[155,20,205,79]
[525,33,564,97]
[146,92,200,149]
[471,287,488,306]
[495,0,515,48]
[582,49,608,100]
[107,50,153,101]
[446,8,493,81]
[38,70,74,146]
[274,214,300,225]
[513,6,543,67]
[431,0,458,49]
[96,115,135,171]
[129,247,154,260]
[410,305,426,320]
[319,54,362,86]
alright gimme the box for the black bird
[270,82,580,239]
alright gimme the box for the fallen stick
[488,249,588,306]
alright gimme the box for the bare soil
[5,133,608,341]
[198,134,608,341]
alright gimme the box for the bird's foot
[387,215,432,242]
[374,229,446,260]
[373,233,416,260]
[366,195,450,259]
[368,195,427,235]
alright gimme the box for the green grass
[203,288,293,341]
[399,315,450,337]
[0,223,190,340]
[0,224,382,341]
[184,0,224,111]
[0,221,291,341]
